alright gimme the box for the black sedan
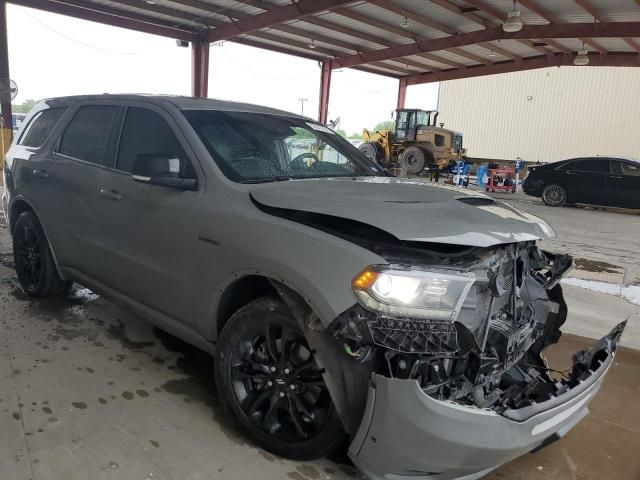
[523,157,640,209]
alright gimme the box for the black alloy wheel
[12,211,71,297]
[541,183,566,207]
[215,297,345,460]
[14,219,43,290]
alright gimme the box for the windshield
[183,110,384,182]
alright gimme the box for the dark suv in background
[523,156,640,208]
[2,95,625,480]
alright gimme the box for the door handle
[32,169,49,178]
[608,175,623,179]
[99,188,123,201]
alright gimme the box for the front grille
[368,317,459,354]
[472,284,492,330]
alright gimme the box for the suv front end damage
[324,242,625,480]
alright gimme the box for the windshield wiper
[240,175,291,184]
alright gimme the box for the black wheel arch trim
[269,281,371,436]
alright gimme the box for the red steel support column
[318,60,331,124]
[0,0,13,131]
[397,77,407,110]
[191,40,210,98]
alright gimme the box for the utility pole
[298,97,308,116]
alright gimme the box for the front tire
[359,142,383,163]
[400,146,427,174]
[214,297,345,460]
[12,211,71,298]
[541,183,567,207]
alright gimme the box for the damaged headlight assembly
[352,267,475,321]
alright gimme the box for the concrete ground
[1,197,639,480]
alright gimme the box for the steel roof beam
[435,0,556,56]
[181,1,434,73]
[7,0,198,40]
[405,52,640,85]
[463,0,571,54]
[573,0,640,53]
[205,0,356,42]
[330,23,640,69]
[333,5,497,65]
[371,0,520,61]
[517,0,606,53]
[237,0,454,70]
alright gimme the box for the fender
[8,195,69,280]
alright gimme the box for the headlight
[352,267,475,320]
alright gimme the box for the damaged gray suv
[3,95,625,480]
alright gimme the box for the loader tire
[400,146,427,174]
[359,142,383,163]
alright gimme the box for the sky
[5,4,439,135]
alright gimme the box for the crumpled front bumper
[348,322,625,480]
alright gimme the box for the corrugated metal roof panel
[347,2,451,40]
[21,0,640,82]
[393,0,489,33]
[312,11,408,45]
[94,0,208,27]
[589,37,638,51]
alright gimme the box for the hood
[250,177,554,248]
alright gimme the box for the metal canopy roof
[7,0,640,83]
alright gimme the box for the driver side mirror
[131,154,197,191]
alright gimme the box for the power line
[216,43,318,81]
[18,9,139,55]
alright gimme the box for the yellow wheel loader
[359,109,467,174]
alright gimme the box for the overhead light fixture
[176,39,189,48]
[144,0,157,4]
[503,1,523,32]
[573,49,589,66]
[400,16,412,28]
[308,39,317,49]
[488,50,496,57]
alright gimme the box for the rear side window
[573,158,609,173]
[116,107,194,178]
[612,160,640,176]
[18,108,66,147]
[58,105,120,165]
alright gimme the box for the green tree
[11,98,37,114]
[348,132,362,139]
[372,120,395,132]
[335,129,347,138]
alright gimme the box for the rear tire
[214,297,345,460]
[12,211,71,298]
[541,183,567,207]
[400,146,427,174]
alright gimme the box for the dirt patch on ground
[573,258,623,274]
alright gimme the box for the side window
[573,158,609,173]
[116,107,194,179]
[434,134,445,147]
[18,108,66,148]
[58,105,120,165]
[619,162,640,177]
[557,160,577,170]
[611,160,624,175]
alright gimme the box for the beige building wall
[437,66,640,163]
